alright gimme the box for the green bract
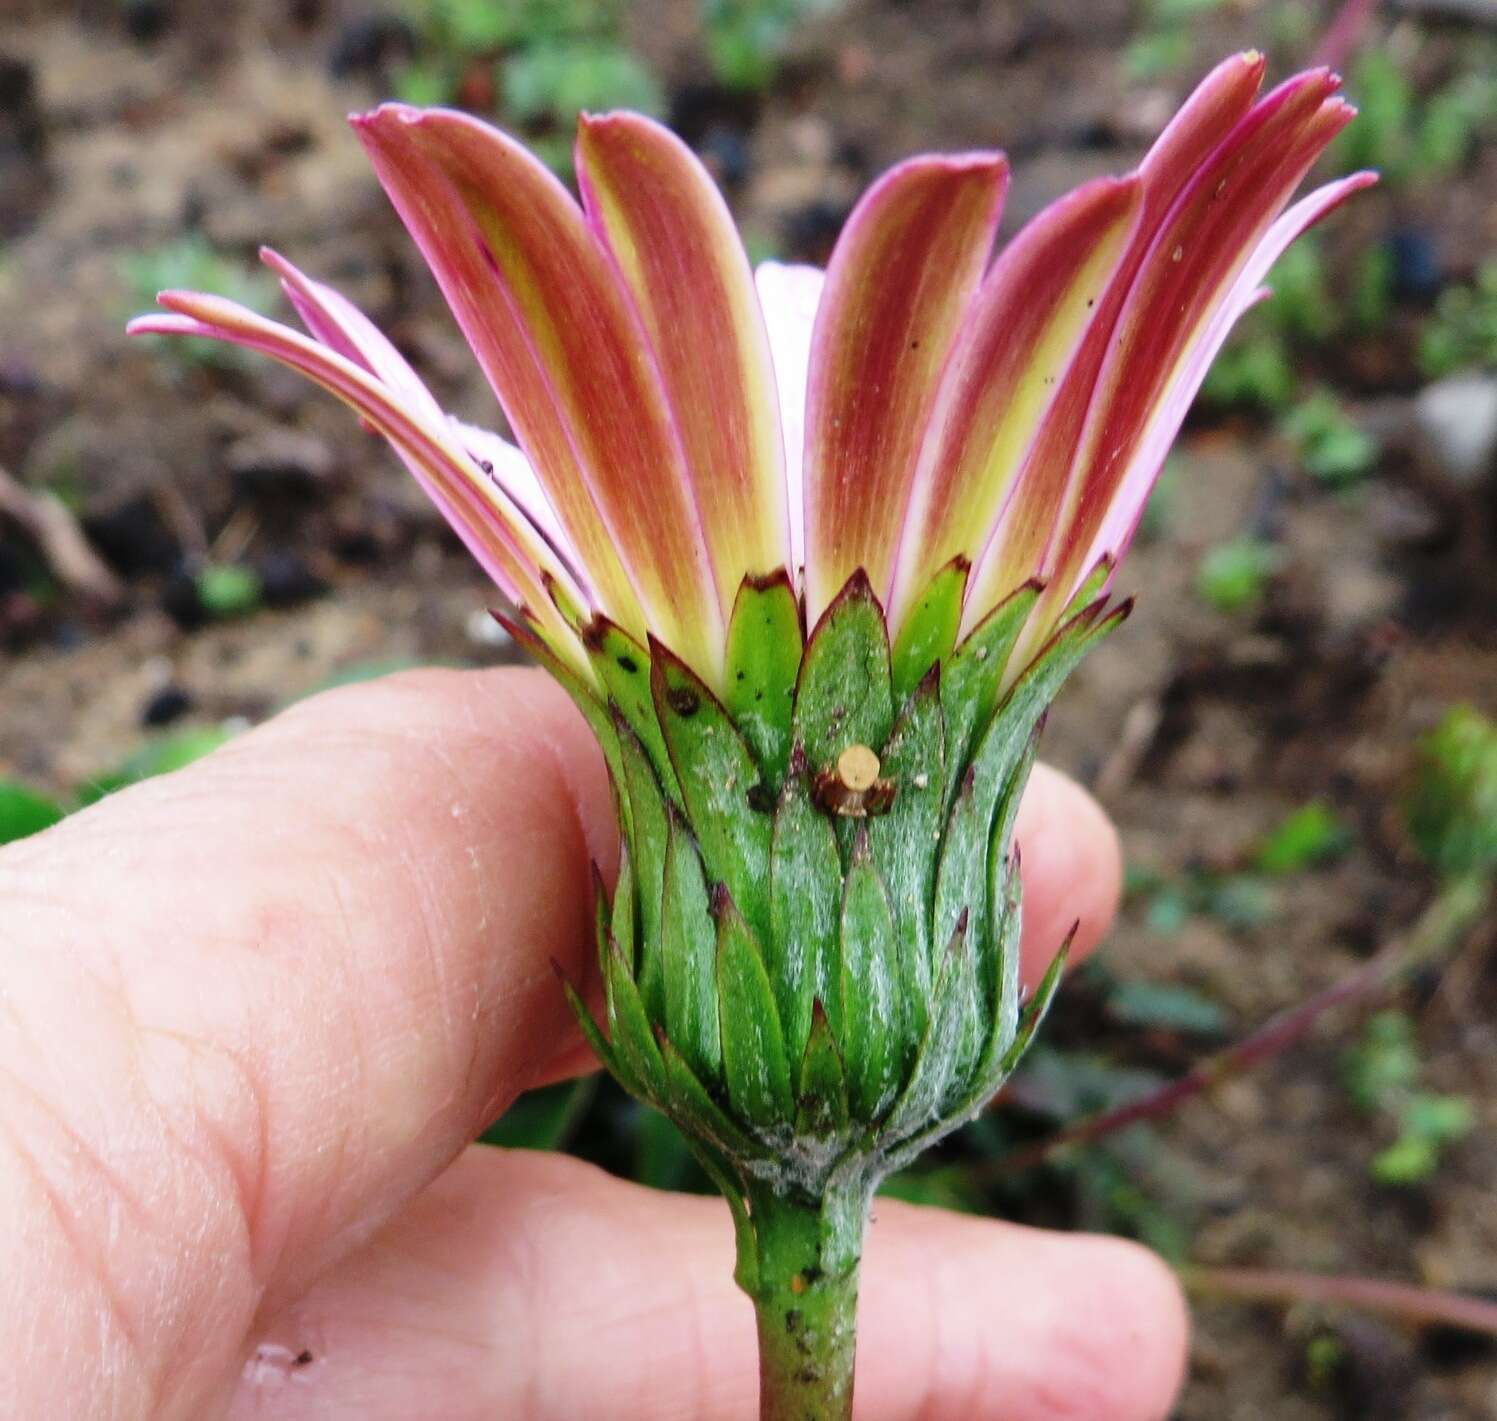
[542,568,1124,1290]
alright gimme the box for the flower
[129,52,1370,706]
[131,54,1370,1417]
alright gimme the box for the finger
[0,666,614,1420]
[1014,760,1122,977]
[228,1146,1187,1421]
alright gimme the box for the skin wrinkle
[0,1086,148,1408]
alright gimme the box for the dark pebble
[82,495,180,580]
[121,0,170,43]
[328,15,415,78]
[161,569,206,629]
[1388,229,1443,302]
[142,684,193,727]
[695,123,752,187]
[257,550,327,607]
[782,201,852,266]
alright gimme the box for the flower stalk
[745,1184,865,1421]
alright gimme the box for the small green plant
[1196,536,1282,613]
[1254,800,1354,875]
[77,725,239,805]
[1335,49,1497,187]
[1406,705,1497,878]
[1342,1010,1473,1186]
[398,0,661,170]
[1419,262,1497,377]
[195,563,263,620]
[0,781,66,845]
[1280,391,1379,489]
[1202,239,1339,413]
[1122,0,1227,81]
[121,238,275,373]
[1127,863,1278,935]
[700,0,842,91]
[1201,333,1298,412]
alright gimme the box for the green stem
[742,1184,866,1421]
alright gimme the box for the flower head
[130,54,1370,1207]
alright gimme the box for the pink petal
[1046,73,1355,596]
[754,261,824,578]
[576,112,790,603]
[262,247,448,427]
[128,294,593,680]
[352,104,724,679]
[888,174,1142,633]
[801,150,1009,624]
[964,60,1352,632]
[1076,169,1377,582]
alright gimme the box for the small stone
[227,429,334,500]
[142,685,192,728]
[467,608,512,648]
[1416,371,1497,486]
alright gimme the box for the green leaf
[723,571,802,791]
[716,894,793,1127]
[838,837,907,1120]
[794,1001,849,1136]
[793,569,894,779]
[866,671,945,1013]
[614,718,670,1019]
[660,1031,762,1159]
[482,1077,596,1150]
[196,563,262,619]
[971,847,1024,1095]
[0,781,66,844]
[501,613,625,831]
[652,643,773,936]
[1254,800,1353,875]
[1196,537,1281,613]
[769,763,844,1062]
[662,815,722,1085]
[995,932,1071,1079]
[604,937,668,1099]
[1405,705,1497,876]
[890,557,968,703]
[1107,980,1226,1036]
[560,969,618,1077]
[940,579,1040,791]
[586,617,682,809]
[611,845,637,970]
[884,916,972,1144]
[591,864,611,982]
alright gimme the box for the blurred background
[1,0,1496,1414]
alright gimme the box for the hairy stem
[1184,1263,1497,1337]
[743,1185,866,1421]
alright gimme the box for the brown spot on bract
[666,685,700,716]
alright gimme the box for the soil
[2,1,1496,1416]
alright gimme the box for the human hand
[0,667,1186,1420]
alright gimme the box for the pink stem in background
[1185,1265,1497,1337]
[984,872,1490,1179]
[1314,0,1378,70]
